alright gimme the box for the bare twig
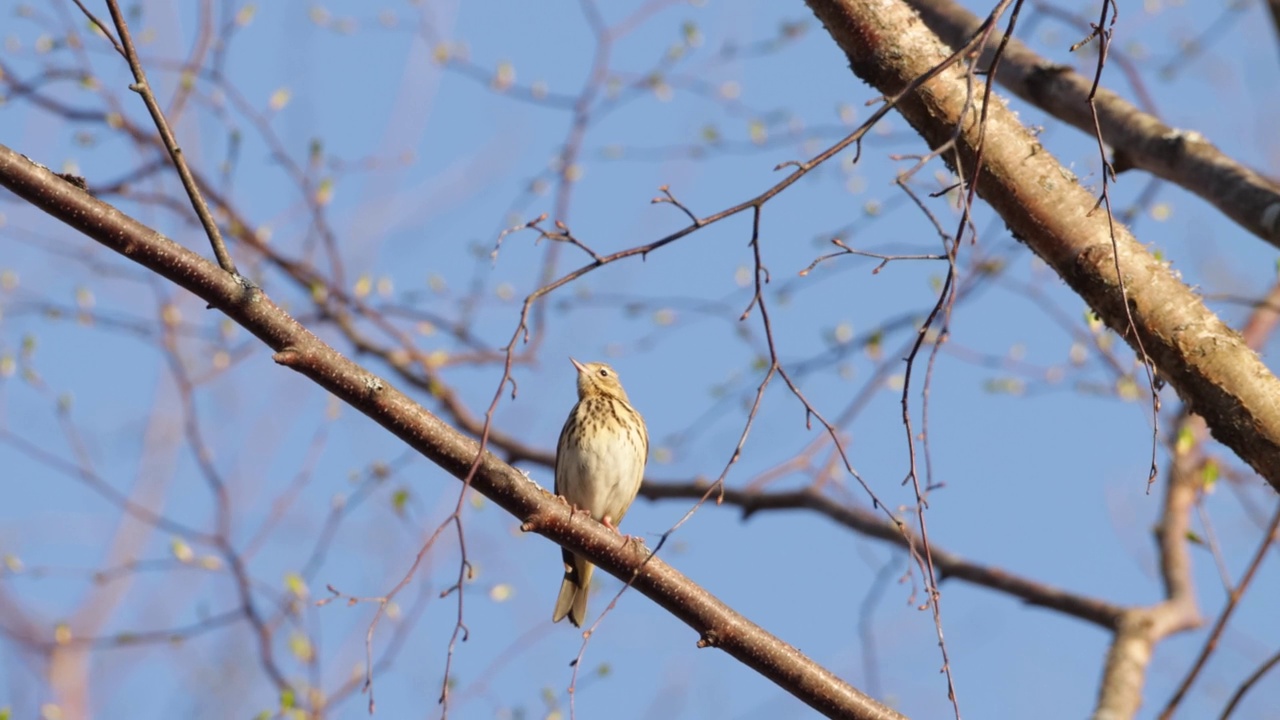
[92,1,240,276]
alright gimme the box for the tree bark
[805,0,1280,493]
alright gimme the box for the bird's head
[571,358,630,403]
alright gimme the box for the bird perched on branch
[552,358,649,627]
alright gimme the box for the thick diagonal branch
[0,144,903,720]
[805,0,1280,492]
[905,0,1280,249]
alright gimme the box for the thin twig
[97,0,240,275]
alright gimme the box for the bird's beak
[570,357,587,375]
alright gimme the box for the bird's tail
[552,549,593,627]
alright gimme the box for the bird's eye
[598,368,609,378]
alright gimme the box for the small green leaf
[284,572,308,599]
[1200,459,1219,492]
[170,538,194,563]
[288,632,314,663]
[1174,426,1195,456]
[392,488,410,516]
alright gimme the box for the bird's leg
[558,491,591,515]
[602,515,643,548]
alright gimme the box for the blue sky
[2,1,1280,718]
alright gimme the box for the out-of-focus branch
[905,0,1280,249]
[1097,277,1280,717]
[1093,410,1203,719]
[0,144,905,720]
[1269,2,1280,64]
[1158,504,1280,718]
[805,0,1280,492]
[0,56,565,471]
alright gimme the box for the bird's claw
[601,516,644,548]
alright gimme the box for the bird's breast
[556,402,647,521]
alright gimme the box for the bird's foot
[602,516,643,548]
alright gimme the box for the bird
[552,357,649,627]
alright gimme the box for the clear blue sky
[2,1,1279,718]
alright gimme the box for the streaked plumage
[552,358,648,627]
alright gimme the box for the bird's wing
[553,402,577,496]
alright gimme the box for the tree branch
[641,480,1125,628]
[0,143,904,720]
[805,0,1280,493]
[905,0,1280,250]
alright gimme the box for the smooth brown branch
[0,144,904,720]
[639,480,1126,629]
